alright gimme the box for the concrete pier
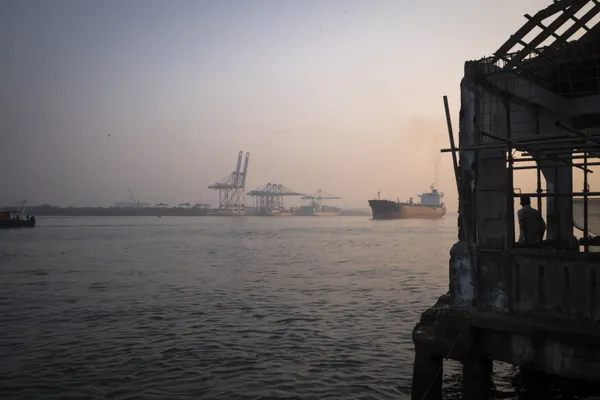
[411,345,443,400]
[411,1,600,397]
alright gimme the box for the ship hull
[0,219,36,229]
[368,200,446,220]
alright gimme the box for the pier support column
[462,358,493,400]
[539,156,576,250]
[411,345,443,400]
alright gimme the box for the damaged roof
[485,0,600,98]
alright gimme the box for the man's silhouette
[517,195,546,245]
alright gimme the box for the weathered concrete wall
[476,250,512,313]
[449,60,585,309]
[449,241,475,308]
[476,62,575,248]
[476,149,510,249]
[477,328,600,383]
[477,249,600,320]
[417,47,600,400]
[449,64,479,310]
[414,297,600,390]
[481,63,584,134]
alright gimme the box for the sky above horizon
[1,0,598,208]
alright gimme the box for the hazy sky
[1,0,597,208]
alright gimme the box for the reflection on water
[0,216,599,399]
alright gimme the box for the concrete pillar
[462,358,493,400]
[513,368,552,398]
[449,241,475,308]
[540,156,576,250]
[457,71,478,244]
[449,66,479,308]
[411,345,443,400]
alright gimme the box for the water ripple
[4,216,592,399]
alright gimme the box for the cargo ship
[368,185,446,220]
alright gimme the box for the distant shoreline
[22,206,210,217]
[19,205,374,218]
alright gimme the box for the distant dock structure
[115,188,150,209]
[208,151,250,215]
[298,190,342,216]
[412,1,600,398]
[246,183,304,216]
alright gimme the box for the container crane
[247,183,304,212]
[127,187,141,209]
[301,189,341,211]
[207,151,250,214]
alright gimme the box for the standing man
[518,195,546,245]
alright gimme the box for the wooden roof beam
[503,0,590,71]
[540,2,600,58]
[492,0,580,63]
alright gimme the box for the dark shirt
[518,205,546,244]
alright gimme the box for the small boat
[0,201,36,229]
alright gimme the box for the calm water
[0,216,595,399]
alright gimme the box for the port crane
[247,183,304,212]
[301,189,341,211]
[208,151,250,214]
[127,187,141,209]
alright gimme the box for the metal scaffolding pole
[505,95,515,248]
[441,132,600,153]
[513,161,600,170]
[537,162,543,213]
[535,111,543,214]
[514,192,600,197]
[515,154,594,162]
[555,121,600,146]
[584,153,590,252]
[478,130,594,173]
